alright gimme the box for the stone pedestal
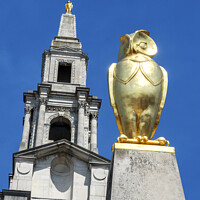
[106,143,185,200]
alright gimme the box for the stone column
[19,106,32,151]
[84,108,90,149]
[35,97,47,146]
[29,105,38,148]
[77,100,85,147]
[91,111,98,153]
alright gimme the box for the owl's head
[118,30,158,62]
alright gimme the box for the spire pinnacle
[65,1,73,14]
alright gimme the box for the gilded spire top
[65,1,73,14]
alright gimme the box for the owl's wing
[160,66,168,109]
[151,66,168,139]
[107,63,123,134]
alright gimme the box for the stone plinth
[106,143,185,200]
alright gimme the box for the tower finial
[65,1,73,14]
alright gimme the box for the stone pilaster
[90,111,98,153]
[77,100,86,147]
[19,106,32,151]
[35,97,47,146]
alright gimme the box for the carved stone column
[19,106,32,151]
[35,97,47,146]
[77,100,86,147]
[91,111,98,153]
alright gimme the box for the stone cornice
[54,36,80,42]
[0,190,31,200]
[23,92,35,103]
[37,83,51,95]
[88,96,102,109]
[76,87,90,96]
[13,139,110,164]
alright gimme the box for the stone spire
[58,1,76,38]
[18,3,101,153]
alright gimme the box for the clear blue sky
[0,0,199,199]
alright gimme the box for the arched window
[49,117,71,142]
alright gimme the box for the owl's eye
[139,42,147,49]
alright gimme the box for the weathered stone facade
[1,9,110,200]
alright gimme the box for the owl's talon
[155,137,169,146]
[143,136,148,143]
[136,136,148,144]
[136,136,142,143]
[118,134,128,142]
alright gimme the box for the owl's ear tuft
[136,30,150,36]
[119,34,130,44]
[118,34,132,62]
[133,30,157,57]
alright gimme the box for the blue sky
[0,0,199,199]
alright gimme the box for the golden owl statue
[65,1,73,14]
[108,30,168,145]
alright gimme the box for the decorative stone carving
[39,97,48,105]
[91,111,99,119]
[17,163,31,175]
[78,100,86,109]
[85,105,90,116]
[24,106,32,114]
[93,169,107,181]
[46,113,74,125]
[46,106,76,113]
